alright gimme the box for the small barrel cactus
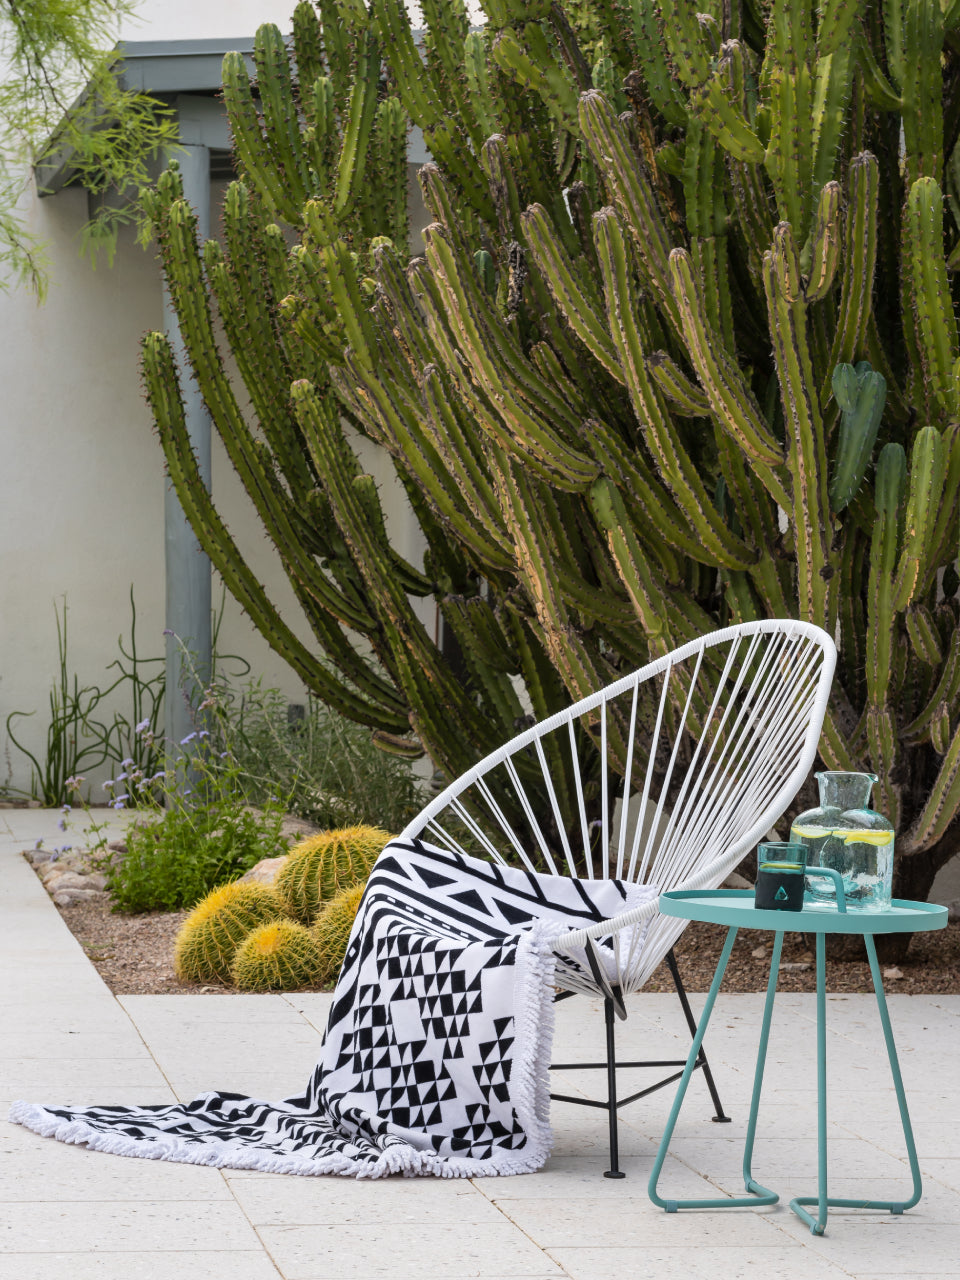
[174,882,286,983]
[312,881,366,986]
[231,920,325,992]
[275,825,392,924]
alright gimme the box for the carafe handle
[804,866,847,913]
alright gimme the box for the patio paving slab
[3,810,959,1279]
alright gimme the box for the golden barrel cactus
[275,825,391,924]
[230,920,325,992]
[174,882,286,983]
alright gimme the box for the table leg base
[790,1192,913,1234]
[652,1182,779,1213]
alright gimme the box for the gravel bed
[50,889,960,997]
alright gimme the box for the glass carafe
[789,772,895,912]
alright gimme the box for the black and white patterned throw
[10,840,656,1178]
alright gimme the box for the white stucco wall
[0,1,428,797]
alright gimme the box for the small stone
[750,945,767,959]
[883,966,904,980]
[25,849,55,865]
[780,961,811,972]
[46,871,95,892]
[53,888,103,906]
[799,950,815,963]
[239,855,289,886]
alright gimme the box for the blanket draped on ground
[10,839,656,1178]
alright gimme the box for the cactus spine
[143,0,960,916]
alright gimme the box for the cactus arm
[764,220,836,626]
[900,0,945,188]
[906,177,960,420]
[588,479,669,647]
[902,721,960,852]
[866,442,907,722]
[811,44,856,193]
[805,180,843,300]
[691,42,767,164]
[221,51,292,220]
[332,355,516,573]
[646,351,712,416]
[292,2,324,108]
[582,417,717,565]
[624,0,689,126]
[372,0,441,128]
[821,151,879,397]
[668,247,790,503]
[763,1,816,238]
[253,24,310,217]
[903,627,960,742]
[492,25,580,133]
[292,379,506,774]
[418,0,478,143]
[890,427,947,611]
[521,203,622,379]
[579,91,681,338]
[906,602,943,666]
[423,226,600,489]
[333,30,381,218]
[857,24,903,112]
[593,208,758,570]
[464,31,499,138]
[159,196,378,633]
[142,333,406,728]
[496,459,612,709]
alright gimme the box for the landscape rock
[53,888,104,907]
[239,855,289,886]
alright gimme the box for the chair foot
[604,1169,626,1180]
[710,1113,732,1123]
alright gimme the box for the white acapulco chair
[399,619,837,1177]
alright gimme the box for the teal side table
[647,890,948,1236]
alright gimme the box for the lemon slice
[837,830,894,847]
[790,825,829,839]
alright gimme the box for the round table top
[659,889,948,935]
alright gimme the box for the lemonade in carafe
[789,772,894,912]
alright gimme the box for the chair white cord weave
[401,620,837,1002]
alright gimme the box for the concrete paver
[2,810,959,1279]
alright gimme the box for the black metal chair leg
[664,947,732,1123]
[603,997,626,1178]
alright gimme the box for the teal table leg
[741,930,783,1206]
[790,933,923,1232]
[791,931,829,1234]
[649,926,777,1212]
[862,934,923,1212]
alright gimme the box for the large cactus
[144,0,960,929]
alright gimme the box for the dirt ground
[51,889,960,997]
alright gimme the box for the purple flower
[116,773,127,783]
[135,719,150,733]
[198,729,209,739]
[102,780,115,792]
[163,628,173,636]
[57,818,67,832]
[180,732,197,745]
[121,758,134,768]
